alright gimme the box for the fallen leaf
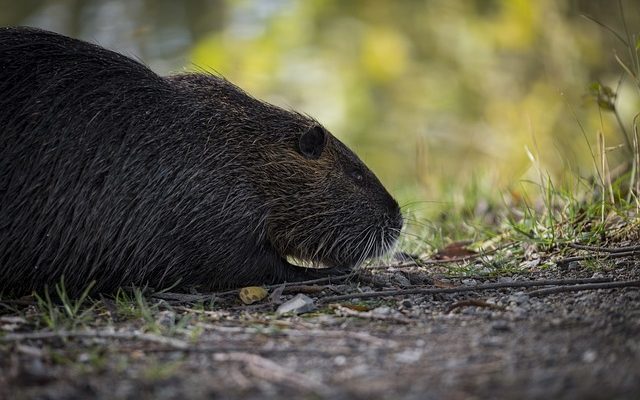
[239,286,268,304]
[435,241,476,259]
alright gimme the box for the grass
[0,10,637,353]
[5,118,638,338]
[34,278,97,330]
[1,137,637,398]
[396,18,640,272]
[5,282,196,341]
[0,13,638,400]
[112,287,194,336]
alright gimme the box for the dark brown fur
[0,27,403,296]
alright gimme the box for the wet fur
[0,27,402,296]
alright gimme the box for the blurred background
[2,0,639,214]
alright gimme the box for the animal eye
[351,170,364,181]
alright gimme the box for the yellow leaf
[239,286,268,305]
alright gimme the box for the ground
[1,242,639,400]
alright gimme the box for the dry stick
[151,274,353,301]
[0,330,189,349]
[282,285,328,294]
[569,243,640,253]
[215,274,352,297]
[152,292,218,302]
[369,244,515,270]
[0,299,37,306]
[557,250,639,265]
[272,273,353,286]
[318,277,613,303]
[365,244,510,271]
[528,280,640,297]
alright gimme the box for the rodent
[0,27,403,296]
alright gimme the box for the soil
[1,257,639,400]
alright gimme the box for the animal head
[258,120,403,269]
[171,74,403,269]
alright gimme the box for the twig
[204,274,354,297]
[528,280,640,297]
[318,277,614,303]
[421,254,489,265]
[273,274,353,287]
[282,285,329,294]
[446,299,506,314]
[0,299,37,306]
[557,250,639,265]
[569,243,640,253]
[365,258,472,269]
[441,274,505,280]
[151,292,218,302]
[0,329,189,349]
[148,274,353,303]
[368,243,517,269]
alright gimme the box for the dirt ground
[1,256,639,400]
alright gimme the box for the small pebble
[393,272,411,287]
[508,306,528,320]
[507,292,529,305]
[276,294,316,315]
[491,321,512,332]
[333,355,347,366]
[582,350,597,363]
[155,310,176,329]
[401,299,413,309]
[567,261,581,270]
[371,306,392,316]
[395,348,423,364]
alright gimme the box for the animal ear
[299,125,327,159]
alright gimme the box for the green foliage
[114,288,192,335]
[114,287,155,323]
[186,0,640,204]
